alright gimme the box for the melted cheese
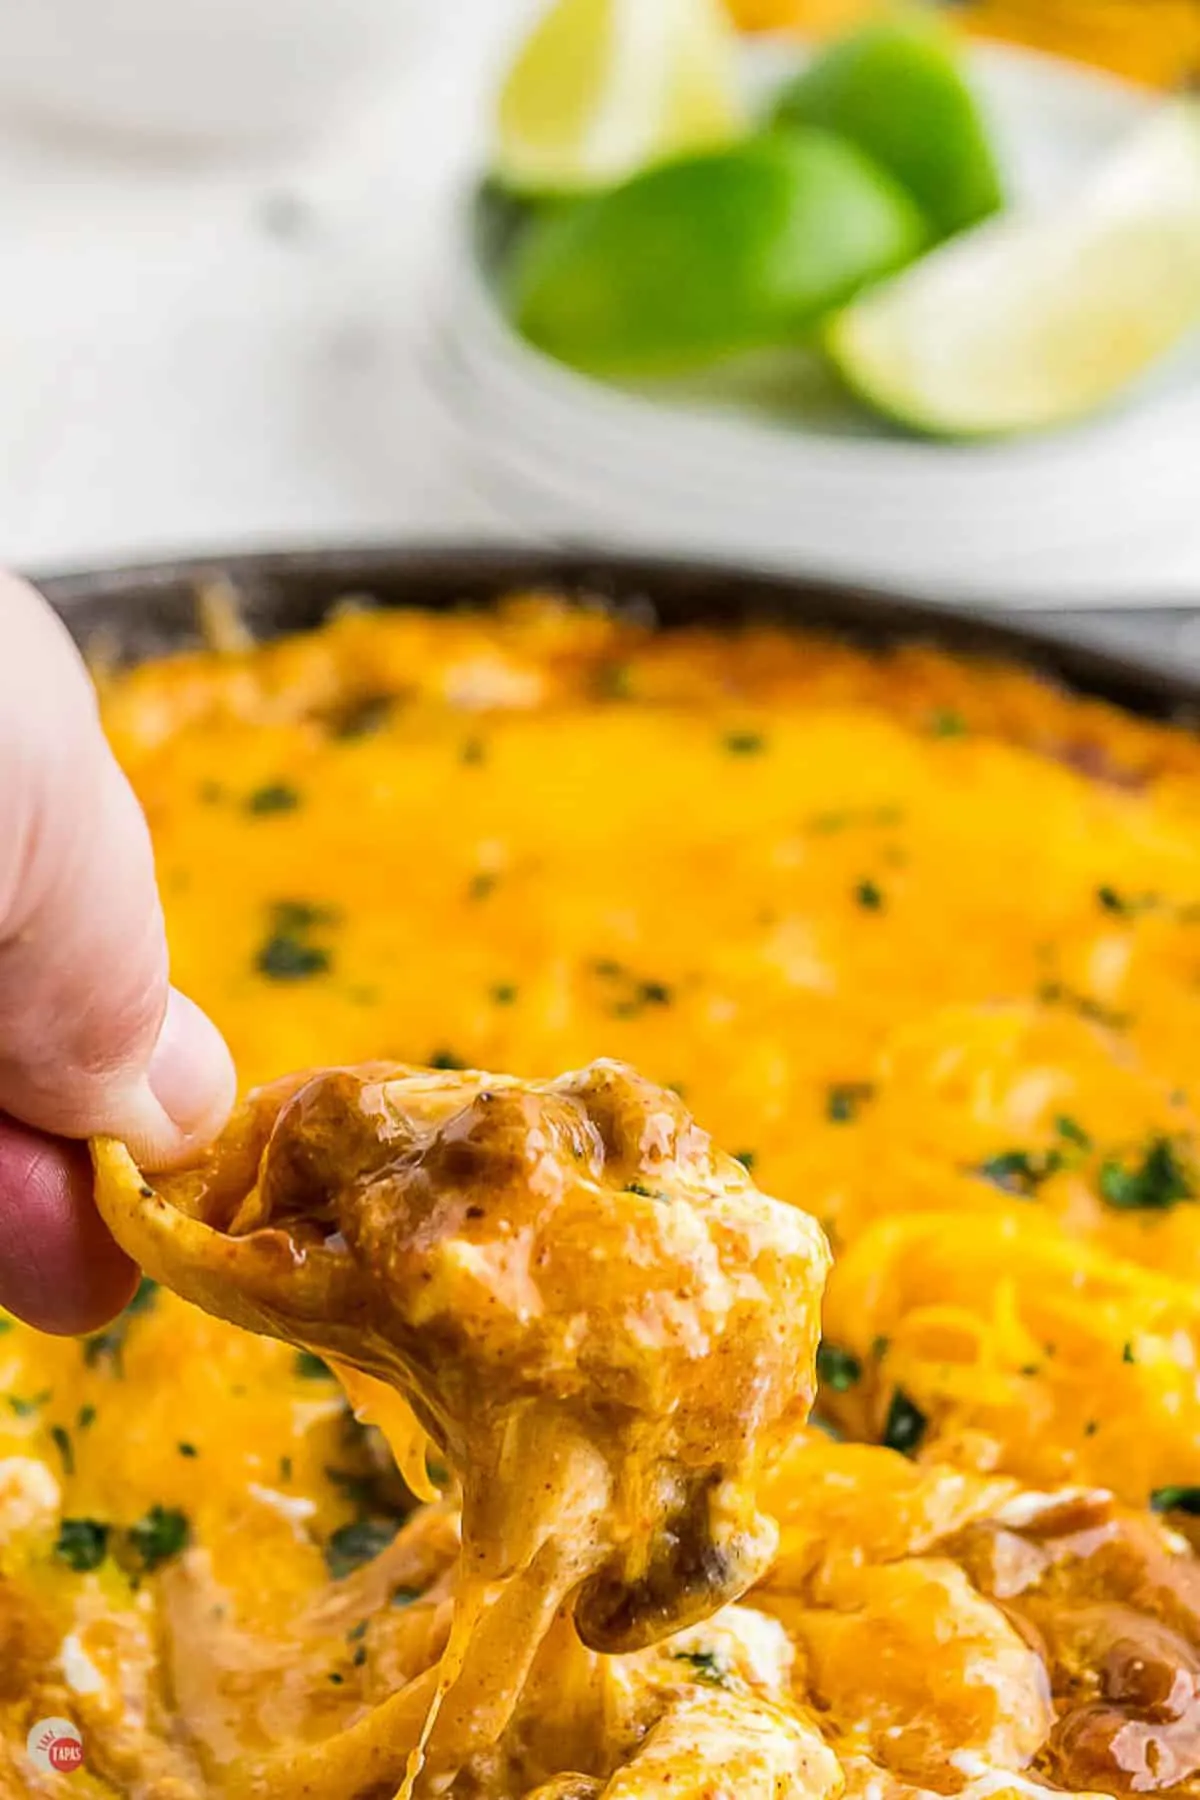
[6,596,1200,1795]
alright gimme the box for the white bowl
[0,0,477,152]
[431,39,1200,607]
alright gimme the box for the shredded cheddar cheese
[5,594,1200,1796]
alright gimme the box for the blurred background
[3,0,1199,654]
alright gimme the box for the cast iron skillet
[41,543,1200,723]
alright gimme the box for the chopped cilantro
[8,1391,50,1417]
[460,736,487,766]
[178,1442,199,1459]
[871,1335,890,1360]
[468,873,497,902]
[854,878,884,911]
[56,1518,109,1573]
[347,1620,368,1643]
[392,1585,423,1607]
[129,1278,158,1314]
[882,1389,927,1457]
[1084,1420,1099,1437]
[128,1505,190,1573]
[1123,1342,1137,1364]
[295,1350,333,1380]
[324,1518,401,1580]
[627,1181,665,1201]
[353,1644,368,1668]
[50,1424,74,1475]
[1151,1486,1200,1515]
[246,782,301,815]
[816,1342,862,1392]
[1055,1116,1092,1151]
[1099,1136,1194,1212]
[977,1148,1061,1197]
[638,980,672,1006]
[256,902,336,981]
[256,934,330,981]
[733,1150,756,1172]
[827,1082,874,1124]
[429,1049,466,1071]
[273,900,338,933]
[77,1405,96,1431]
[723,731,766,755]
[490,983,518,1006]
[929,709,966,738]
[1096,885,1158,919]
[0,1317,12,1335]
[672,1648,728,1687]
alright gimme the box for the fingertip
[125,988,237,1172]
[0,1117,138,1336]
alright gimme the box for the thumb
[0,575,235,1164]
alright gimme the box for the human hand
[0,575,235,1334]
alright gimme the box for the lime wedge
[828,102,1200,438]
[494,0,745,196]
[509,128,928,375]
[773,13,1003,239]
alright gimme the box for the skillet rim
[39,541,1200,725]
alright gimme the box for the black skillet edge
[39,542,1200,727]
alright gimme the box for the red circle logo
[27,1717,84,1776]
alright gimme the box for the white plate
[434,40,1200,607]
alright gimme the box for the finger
[0,575,235,1167]
[0,1117,138,1335]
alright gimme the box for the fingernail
[147,988,237,1144]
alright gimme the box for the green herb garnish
[723,731,766,756]
[8,1390,50,1417]
[977,1148,1061,1197]
[429,1049,466,1071]
[672,1648,729,1687]
[882,1389,927,1457]
[295,1351,333,1380]
[816,1342,862,1392]
[1096,885,1158,918]
[127,1505,190,1574]
[50,1424,74,1475]
[929,709,966,738]
[854,878,884,911]
[1099,1136,1194,1212]
[55,1518,109,1573]
[827,1082,874,1124]
[1055,1116,1092,1151]
[246,782,301,815]
[324,1518,401,1581]
[256,935,330,980]
[1150,1486,1200,1514]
